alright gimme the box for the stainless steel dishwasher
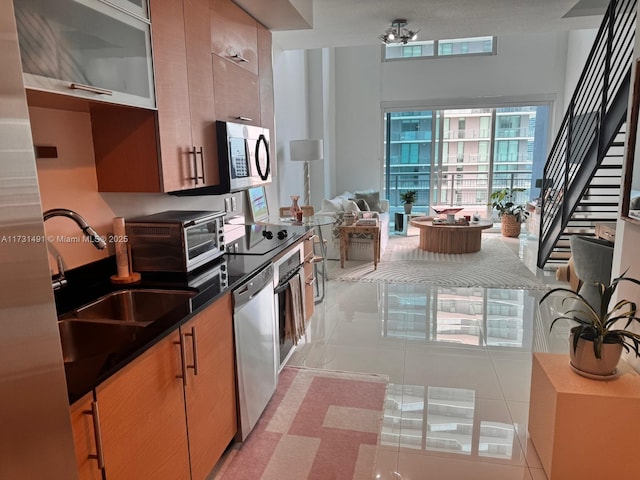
[232,264,277,441]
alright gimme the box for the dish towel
[285,271,306,344]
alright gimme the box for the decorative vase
[404,203,413,214]
[500,214,521,237]
[290,195,302,220]
[569,329,623,378]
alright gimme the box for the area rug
[213,366,388,480]
[331,234,548,290]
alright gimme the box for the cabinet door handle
[175,335,188,387]
[189,146,200,185]
[69,83,113,96]
[230,53,249,63]
[196,146,205,183]
[184,327,199,376]
[84,401,105,470]
[235,116,253,122]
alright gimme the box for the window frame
[383,36,497,62]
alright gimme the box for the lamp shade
[290,139,323,162]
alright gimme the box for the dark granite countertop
[58,226,312,404]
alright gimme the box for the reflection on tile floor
[287,233,567,479]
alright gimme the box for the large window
[384,104,549,220]
[385,36,496,61]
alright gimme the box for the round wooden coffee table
[409,218,493,253]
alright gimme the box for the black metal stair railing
[538,0,637,268]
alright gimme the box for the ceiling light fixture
[380,18,419,45]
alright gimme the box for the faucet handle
[52,255,67,290]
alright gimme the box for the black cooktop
[226,223,304,255]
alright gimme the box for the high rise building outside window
[385,36,496,61]
[384,105,549,221]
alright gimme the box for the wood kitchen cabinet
[211,0,273,128]
[212,54,261,126]
[95,330,191,480]
[16,0,155,109]
[258,23,275,134]
[71,293,236,479]
[94,0,219,193]
[210,0,259,75]
[70,392,103,480]
[181,293,237,480]
[257,23,275,160]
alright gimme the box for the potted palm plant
[400,190,417,214]
[539,272,640,379]
[489,187,528,237]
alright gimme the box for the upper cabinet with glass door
[107,0,149,19]
[15,0,155,109]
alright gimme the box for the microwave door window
[229,137,249,179]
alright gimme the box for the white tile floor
[287,231,569,480]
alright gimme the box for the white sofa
[317,191,390,261]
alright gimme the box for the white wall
[564,29,599,104]
[334,45,383,196]
[275,31,597,203]
[273,48,309,209]
[273,47,336,210]
[381,32,567,106]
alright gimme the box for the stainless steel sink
[58,319,146,364]
[58,289,196,326]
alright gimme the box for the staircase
[537,0,637,268]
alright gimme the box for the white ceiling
[251,0,609,51]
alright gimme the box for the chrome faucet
[44,208,107,289]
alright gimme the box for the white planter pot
[404,203,413,214]
[569,331,623,378]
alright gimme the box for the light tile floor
[287,231,569,480]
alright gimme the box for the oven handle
[183,214,223,227]
[274,263,303,294]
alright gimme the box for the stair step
[549,252,572,261]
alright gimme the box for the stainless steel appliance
[233,264,277,441]
[272,243,305,370]
[126,210,226,273]
[216,121,271,193]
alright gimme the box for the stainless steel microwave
[216,120,271,193]
[126,210,226,273]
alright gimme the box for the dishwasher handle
[233,264,274,307]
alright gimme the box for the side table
[338,223,381,270]
[529,353,640,479]
[594,222,616,243]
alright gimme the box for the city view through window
[385,36,496,60]
[384,106,550,224]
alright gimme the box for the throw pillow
[342,198,361,212]
[321,197,344,212]
[351,198,370,211]
[355,191,382,212]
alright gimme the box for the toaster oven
[126,210,226,273]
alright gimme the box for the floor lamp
[289,139,323,206]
